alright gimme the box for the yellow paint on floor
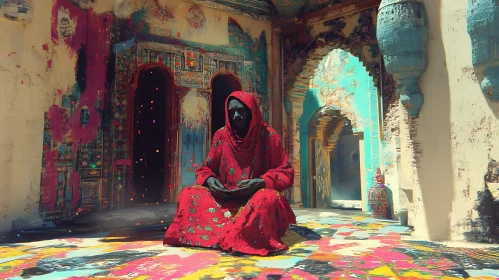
[0,246,29,255]
[400,270,434,279]
[411,245,437,252]
[240,265,261,274]
[368,223,384,230]
[180,266,228,279]
[369,265,397,277]
[308,252,342,261]
[0,250,29,258]
[0,259,29,269]
[299,222,323,228]
[132,276,150,280]
[237,259,255,265]
[31,247,74,256]
[291,274,305,280]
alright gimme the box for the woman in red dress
[163,91,296,256]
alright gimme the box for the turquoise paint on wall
[180,126,207,187]
[299,88,324,206]
[299,49,381,209]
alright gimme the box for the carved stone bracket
[467,0,499,102]
[376,0,430,118]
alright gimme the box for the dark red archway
[127,63,177,205]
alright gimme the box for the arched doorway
[329,119,362,204]
[210,71,242,137]
[129,64,176,205]
[307,109,363,209]
[298,49,381,210]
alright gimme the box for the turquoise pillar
[298,88,324,208]
[376,0,430,118]
[467,0,499,102]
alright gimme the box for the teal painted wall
[298,88,323,205]
[299,49,381,209]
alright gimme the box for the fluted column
[376,0,430,118]
[467,0,499,102]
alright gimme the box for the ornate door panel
[314,140,332,209]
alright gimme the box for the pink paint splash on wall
[71,10,114,146]
[48,6,114,146]
[51,0,88,56]
[42,151,58,212]
[43,0,115,211]
[47,104,71,143]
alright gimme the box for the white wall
[406,0,499,240]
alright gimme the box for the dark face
[228,98,251,135]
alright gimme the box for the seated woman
[164,91,296,256]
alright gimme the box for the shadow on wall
[483,79,499,119]
[417,0,454,240]
[465,159,499,243]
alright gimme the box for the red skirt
[163,186,296,256]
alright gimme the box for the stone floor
[1,206,499,279]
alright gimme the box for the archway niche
[307,109,364,209]
[210,71,243,137]
[129,64,176,206]
[298,48,381,210]
[328,118,363,207]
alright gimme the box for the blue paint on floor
[257,257,304,269]
[376,225,411,234]
[318,218,350,225]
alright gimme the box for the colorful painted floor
[1,208,499,279]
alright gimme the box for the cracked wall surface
[409,0,499,241]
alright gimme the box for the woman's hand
[205,177,230,198]
[229,178,265,198]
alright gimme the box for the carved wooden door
[314,139,332,208]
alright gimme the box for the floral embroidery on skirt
[163,186,296,256]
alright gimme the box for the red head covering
[224,91,265,152]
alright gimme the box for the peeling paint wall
[0,0,272,232]
[403,0,499,241]
[179,89,209,189]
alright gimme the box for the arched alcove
[129,64,176,205]
[298,49,381,210]
[210,71,243,137]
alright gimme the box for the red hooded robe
[163,91,296,256]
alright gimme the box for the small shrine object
[368,168,390,219]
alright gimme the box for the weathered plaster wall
[179,89,208,189]
[0,0,272,232]
[405,0,499,241]
[0,0,79,232]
